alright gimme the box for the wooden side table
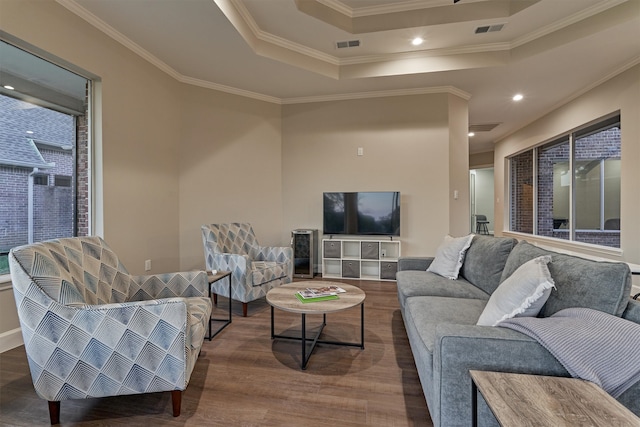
[207,270,232,340]
[470,370,639,426]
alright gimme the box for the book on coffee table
[295,285,346,303]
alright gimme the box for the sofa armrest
[398,257,434,271]
[257,245,293,263]
[623,298,640,323]
[432,323,569,427]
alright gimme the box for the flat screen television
[323,191,400,236]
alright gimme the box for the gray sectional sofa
[397,235,640,426]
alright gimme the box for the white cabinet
[321,238,401,281]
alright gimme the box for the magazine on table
[297,285,346,300]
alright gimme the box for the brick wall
[510,150,534,234]
[0,167,29,248]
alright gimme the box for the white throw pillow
[477,255,556,327]
[427,234,474,280]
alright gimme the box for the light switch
[357,147,364,156]
[454,190,459,200]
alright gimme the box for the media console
[321,238,401,281]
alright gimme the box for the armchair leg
[213,293,218,305]
[171,390,182,417]
[48,401,60,425]
[242,302,248,317]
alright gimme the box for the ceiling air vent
[336,39,361,49]
[474,24,505,34]
[469,123,501,132]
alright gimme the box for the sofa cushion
[402,296,487,420]
[396,270,490,309]
[427,234,474,279]
[477,256,555,326]
[500,241,631,317]
[461,235,517,295]
[405,296,487,353]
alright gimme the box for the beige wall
[494,64,640,266]
[178,85,284,270]
[281,93,467,256]
[470,151,494,168]
[0,0,183,341]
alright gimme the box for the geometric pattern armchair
[201,223,293,317]
[8,236,212,425]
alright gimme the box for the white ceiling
[63,0,640,153]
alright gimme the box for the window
[54,175,72,187]
[33,173,49,186]
[509,114,621,248]
[0,41,90,275]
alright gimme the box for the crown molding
[339,42,512,66]
[282,86,471,105]
[317,0,451,18]
[179,76,282,104]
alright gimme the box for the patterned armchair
[201,223,293,317]
[8,236,212,424]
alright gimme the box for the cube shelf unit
[322,238,401,281]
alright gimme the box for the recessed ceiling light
[468,132,475,137]
[3,85,15,90]
[411,37,424,46]
[513,93,524,101]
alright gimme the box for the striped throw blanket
[499,307,640,398]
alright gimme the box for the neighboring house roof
[0,137,54,169]
[0,94,73,169]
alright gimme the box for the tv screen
[323,192,400,236]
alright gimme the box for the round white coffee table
[266,281,366,370]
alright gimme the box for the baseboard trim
[0,328,23,353]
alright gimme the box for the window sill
[0,274,12,291]
[551,229,620,234]
[501,231,623,261]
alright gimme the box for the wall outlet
[145,259,152,271]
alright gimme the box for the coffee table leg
[301,313,307,370]
[271,305,277,339]
[360,303,365,349]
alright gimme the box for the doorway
[470,168,494,235]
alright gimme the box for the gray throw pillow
[427,234,474,280]
[477,255,556,326]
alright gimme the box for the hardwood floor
[0,278,432,426]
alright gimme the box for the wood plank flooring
[0,278,432,426]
